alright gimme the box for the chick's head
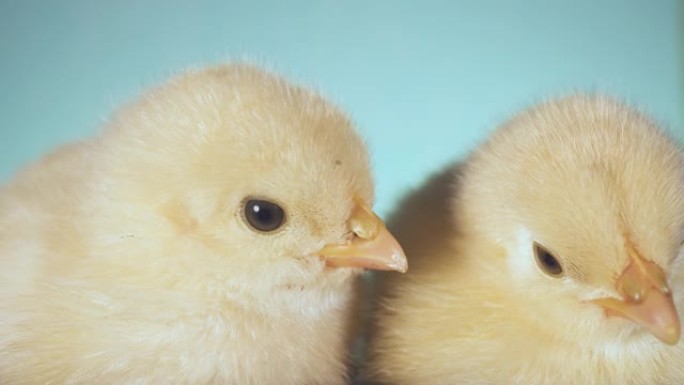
[97,64,406,305]
[458,95,684,346]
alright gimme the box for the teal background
[1,1,682,216]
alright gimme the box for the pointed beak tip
[660,329,681,346]
[390,251,408,273]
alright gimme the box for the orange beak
[318,203,407,273]
[592,249,680,345]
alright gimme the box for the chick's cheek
[296,254,327,272]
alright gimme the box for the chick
[365,95,684,385]
[0,64,407,385]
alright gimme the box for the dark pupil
[534,242,563,277]
[541,252,560,272]
[245,200,285,232]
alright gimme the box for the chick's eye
[244,199,285,232]
[533,242,563,277]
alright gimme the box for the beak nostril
[349,203,380,240]
[341,231,355,243]
[350,219,377,240]
[619,280,647,304]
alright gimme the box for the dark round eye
[533,242,563,277]
[244,199,286,232]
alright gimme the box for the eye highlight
[243,199,286,232]
[533,242,563,277]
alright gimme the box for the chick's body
[367,96,684,385]
[0,65,406,385]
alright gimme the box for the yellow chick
[365,95,684,385]
[0,64,407,385]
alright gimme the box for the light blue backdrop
[1,1,681,216]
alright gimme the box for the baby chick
[0,64,407,385]
[365,95,684,385]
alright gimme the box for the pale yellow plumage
[365,95,684,385]
[0,64,407,384]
